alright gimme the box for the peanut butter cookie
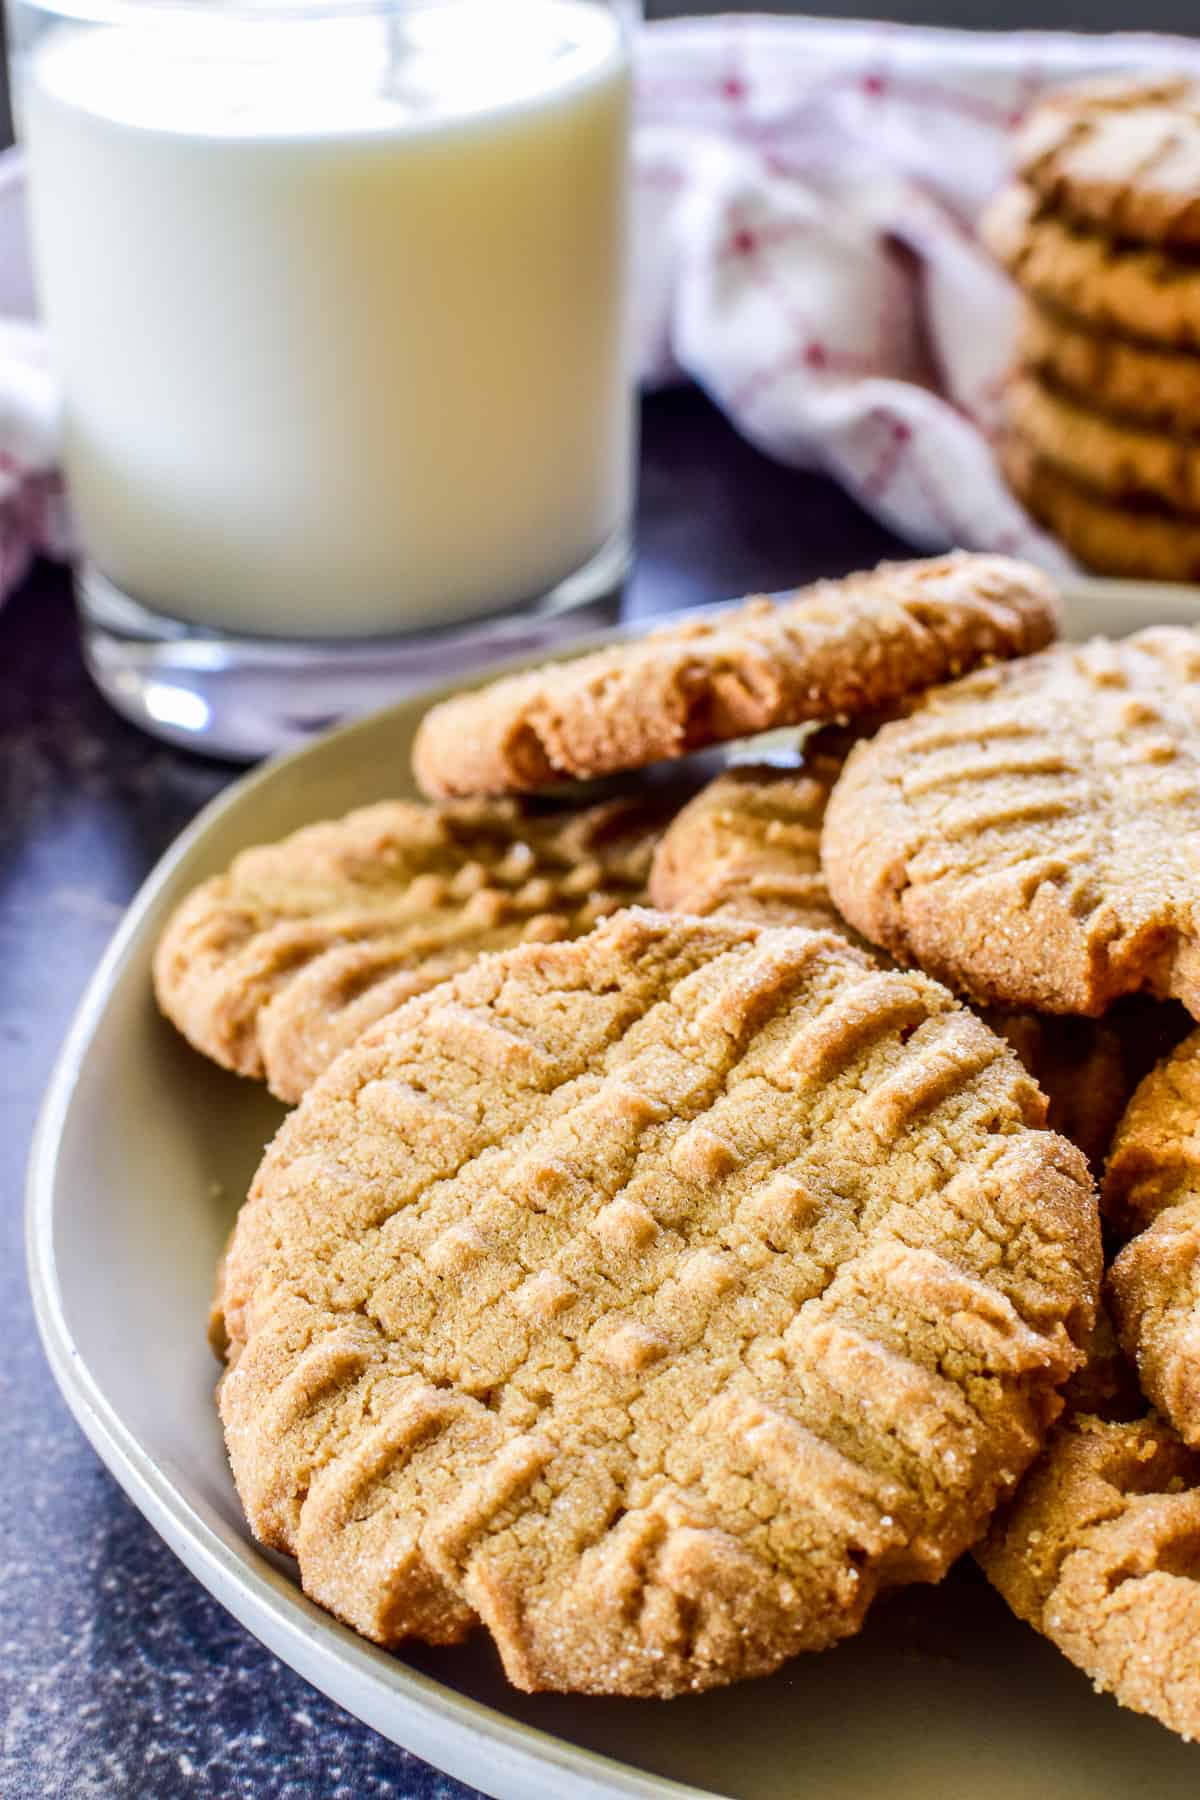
[216,909,1098,1697]
[154,793,663,1103]
[1006,370,1200,516]
[999,432,1200,581]
[651,753,1154,1171]
[648,734,859,935]
[1018,302,1200,434]
[1105,1029,1200,1448]
[411,554,1060,800]
[822,630,1200,1017]
[979,1408,1200,1741]
[1016,75,1200,249]
[983,182,1200,351]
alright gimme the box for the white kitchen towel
[633,17,1200,575]
[4,17,1200,606]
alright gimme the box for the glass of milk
[9,0,638,757]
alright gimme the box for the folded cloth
[3,19,1200,609]
[634,17,1200,575]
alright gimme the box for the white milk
[20,1,632,636]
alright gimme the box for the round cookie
[999,433,1200,582]
[1018,301,1200,434]
[822,629,1200,1017]
[648,734,858,934]
[982,182,1200,352]
[154,793,663,1103]
[1006,370,1200,516]
[1105,1028,1200,1449]
[411,553,1060,800]
[978,1409,1200,1742]
[216,908,1098,1697]
[1016,75,1200,248]
[650,754,1159,1172]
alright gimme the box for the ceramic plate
[28,577,1200,1800]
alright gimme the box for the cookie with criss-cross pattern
[823,630,1200,1019]
[979,1407,1200,1742]
[1015,75,1200,249]
[411,553,1060,799]
[983,182,1200,352]
[215,908,1097,1697]
[650,747,1160,1173]
[647,734,863,936]
[154,793,664,1103]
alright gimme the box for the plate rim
[25,616,741,1800]
[27,570,1200,1797]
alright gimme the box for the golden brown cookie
[1018,301,1200,434]
[1105,1029,1200,1448]
[154,793,663,1103]
[822,630,1200,1017]
[410,553,1060,800]
[978,1409,1200,1741]
[982,182,1200,352]
[652,755,1169,1172]
[216,908,1098,1697]
[1015,75,1200,248]
[999,431,1200,581]
[1006,369,1200,516]
[647,736,858,934]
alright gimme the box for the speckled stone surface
[0,388,901,1799]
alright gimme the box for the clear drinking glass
[8,0,639,757]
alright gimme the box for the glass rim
[11,0,620,26]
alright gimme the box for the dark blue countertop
[0,387,901,1799]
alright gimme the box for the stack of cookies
[155,552,1200,1741]
[983,75,1200,582]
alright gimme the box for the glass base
[77,529,630,761]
